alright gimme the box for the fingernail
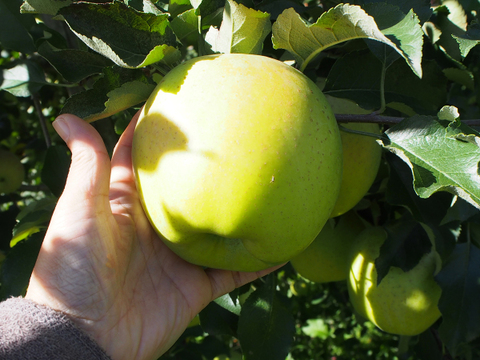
[53,117,70,140]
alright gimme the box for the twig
[335,113,480,127]
[335,114,404,125]
[31,94,52,148]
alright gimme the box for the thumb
[52,114,111,211]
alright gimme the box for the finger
[110,109,141,185]
[205,264,286,301]
[52,114,111,213]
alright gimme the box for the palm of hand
[26,113,278,360]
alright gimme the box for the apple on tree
[290,211,366,283]
[324,95,383,218]
[0,149,24,194]
[347,226,442,336]
[132,54,343,271]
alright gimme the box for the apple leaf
[0,0,36,53]
[199,301,239,337]
[0,60,47,97]
[214,292,242,316]
[10,198,56,248]
[171,8,199,47]
[376,214,432,283]
[20,0,71,15]
[237,274,294,360]
[271,3,422,76]
[385,152,454,226]
[60,66,155,122]
[380,116,480,209]
[364,3,423,73]
[324,52,447,114]
[58,2,181,69]
[0,232,43,300]
[38,41,113,83]
[436,242,480,357]
[41,145,70,198]
[205,0,271,55]
[190,0,224,18]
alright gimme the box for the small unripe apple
[347,227,442,336]
[290,211,366,283]
[325,96,382,218]
[132,54,342,271]
[0,149,24,194]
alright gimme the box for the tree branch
[335,114,480,127]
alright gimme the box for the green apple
[347,227,442,336]
[290,211,366,283]
[0,149,24,194]
[325,96,382,218]
[132,54,343,271]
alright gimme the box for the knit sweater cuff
[0,297,112,360]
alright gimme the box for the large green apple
[132,54,343,271]
[347,227,442,336]
[325,96,382,218]
[0,149,24,194]
[290,211,366,283]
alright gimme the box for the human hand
[25,113,283,360]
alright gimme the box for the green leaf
[0,232,43,300]
[169,0,192,18]
[376,214,433,283]
[60,67,156,122]
[237,274,295,360]
[10,198,56,247]
[41,144,71,197]
[199,300,239,337]
[171,8,199,47]
[38,41,113,83]
[324,52,447,114]
[385,152,454,225]
[301,318,331,340]
[436,242,480,357]
[205,0,271,55]
[442,67,475,90]
[59,2,181,69]
[0,60,47,97]
[364,4,423,73]
[272,4,422,76]
[214,292,242,316]
[0,0,36,53]
[190,0,224,18]
[381,116,480,209]
[20,0,72,15]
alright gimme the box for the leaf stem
[376,60,387,114]
[32,94,52,149]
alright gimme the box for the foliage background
[2,0,480,359]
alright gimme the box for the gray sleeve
[0,297,112,360]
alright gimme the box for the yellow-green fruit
[0,149,24,194]
[325,96,382,218]
[290,211,366,283]
[347,227,442,336]
[132,54,342,271]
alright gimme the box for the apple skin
[0,149,24,194]
[290,211,366,283]
[132,54,343,271]
[325,96,382,218]
[347,227,442,336]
